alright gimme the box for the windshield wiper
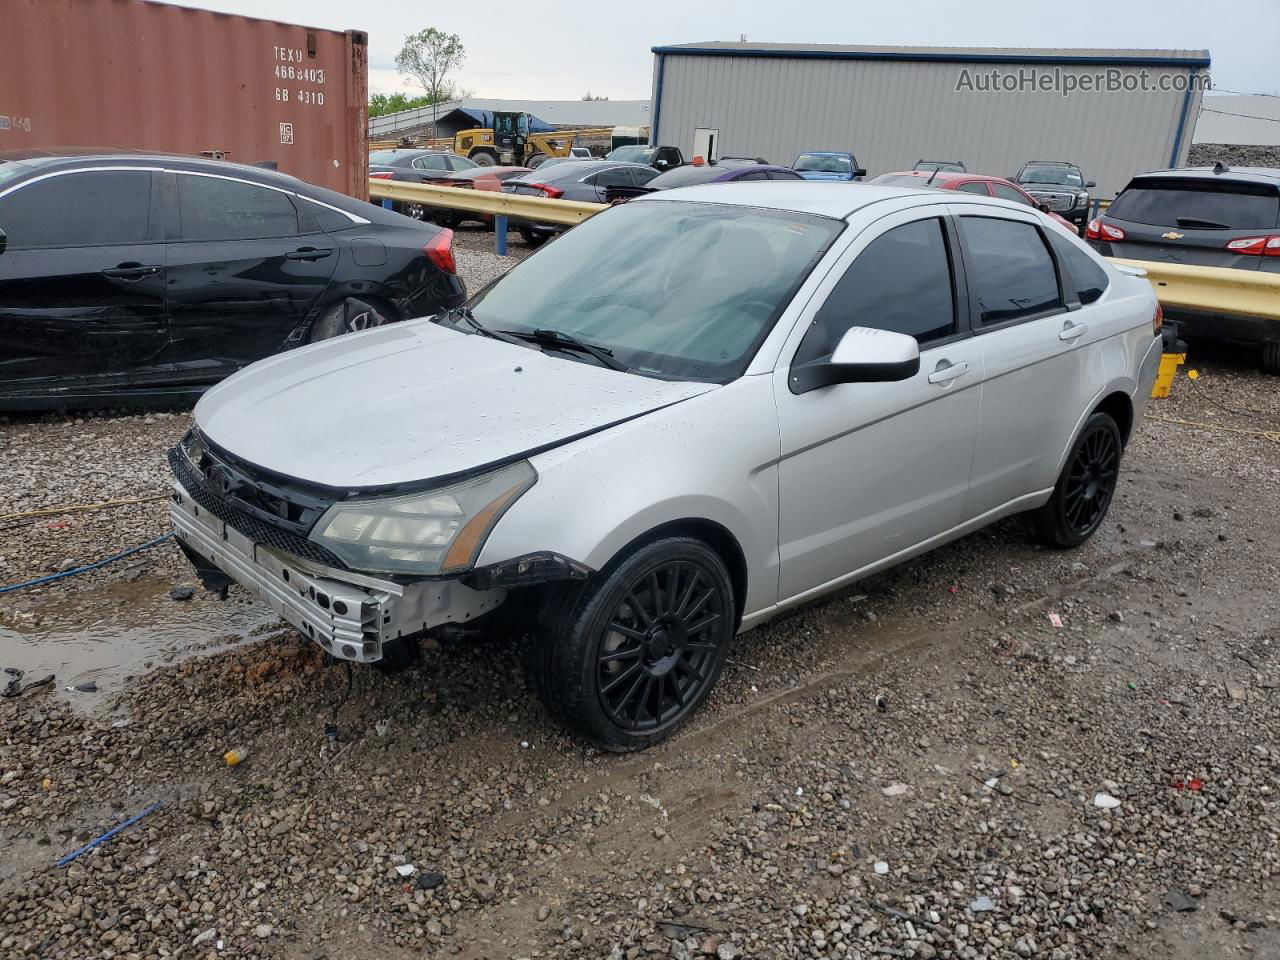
[437,305,524,345]
[501,327,629,372]
[1174,216,1231,230]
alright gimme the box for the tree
[369,92,433,118]
[581,90,609,101]
[395,28,466,125]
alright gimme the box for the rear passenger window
[960,217,1062,325]
[177,175,299,241]
[956,182,989,195]
[1049,233,1109,305]
[795,218,955,364]
[992,183,1033,206]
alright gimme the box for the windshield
[1020,165,1083,186]
[915,162,963,173]
[871,173,935,187]
[469,200,841,381]
[1107,180,1280,229]
[608,145,654,163]
[794,153,852,173]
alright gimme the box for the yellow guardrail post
[368,178,609,256]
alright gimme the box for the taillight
[369,171,395,180]
[1153,302,1163,337]
[1226,235,1280,256]
[1099,222,1125,241]
[423,229,455,274]
[527,183,563,199]
[1085,219,1102,240]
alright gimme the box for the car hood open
[193,320,715,490]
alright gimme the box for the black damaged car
[0,150,465,410]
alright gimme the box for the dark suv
[1013,161,1094,230]
[1086,165,1280,371]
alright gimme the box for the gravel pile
[1,306,1277,959]
[1187,143,1280,168]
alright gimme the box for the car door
[955,210,1091,516]
[583,167,637,202]
[411,154,451,182]
[0,167,169,402]
[164,170,338,384]
[774,208,984,602]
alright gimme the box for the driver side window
[794,218,957,365]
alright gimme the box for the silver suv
[170,182,1163,751]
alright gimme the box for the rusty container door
[0,0,369,199]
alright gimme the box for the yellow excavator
[452,112,634,168]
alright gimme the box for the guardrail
[368,178,608,255]
[368,181,1280,326]
[1112,258,1280,320]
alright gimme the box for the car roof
[636,180,1023,220]
[0,149,307,185]
[877,170,977,186]
[1129,165,1280,187]
[518,159,645,180]
[1021,160,1079,167]
[795,150,851,156]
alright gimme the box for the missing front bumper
[169,482,507,663]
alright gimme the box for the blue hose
[0,533,175,595]
[56,801,163,867]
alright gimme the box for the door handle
[286,247,333,261]
[928,360,969,385]
[1059,321,1088,341]
[102,263,162,280]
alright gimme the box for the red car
[870,170,1078,233]
[434,166,532,228]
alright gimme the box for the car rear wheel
[1263,342,1280,374]
[1030,411,1122,548]
[308,300,389,343]
[519,227,550,248]
[526,153,548,169]
[529,537,735,752]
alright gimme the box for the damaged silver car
[171,182,1163,750]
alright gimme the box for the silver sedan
[169,182,1163,751]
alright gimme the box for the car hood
[193,321,715,490]
[797,170,852,181]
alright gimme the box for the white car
[169,182,1163,751]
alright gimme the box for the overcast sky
[172,0,1276,101]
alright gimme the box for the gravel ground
[2,301,1278,959]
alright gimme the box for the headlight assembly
[310,461,536,576]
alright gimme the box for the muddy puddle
[1,575,277,704]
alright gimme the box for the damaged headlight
[310,461,536,576]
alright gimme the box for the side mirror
[791,326,920,394]
[853,168,867,179]
[1085,180,1096,188]
[0,227,6,256]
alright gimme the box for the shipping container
[0,0,368,198]
[650,43,1210,199]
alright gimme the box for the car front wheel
[530,537,735,751]
[1031,411,1122,547]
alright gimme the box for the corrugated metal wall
[652,51,1206,198]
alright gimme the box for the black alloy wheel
[1031,411,1123,547]
[529,537,735,751]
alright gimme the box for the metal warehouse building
[649,43,1209,198]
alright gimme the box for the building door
[692,128,718,162]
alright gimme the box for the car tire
[1262,342,1280,374]
[1030,411,1123,548]
[307,300,388,343]
[529,537,735,752]
[526,153,548,169]
[519,227,550,248]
